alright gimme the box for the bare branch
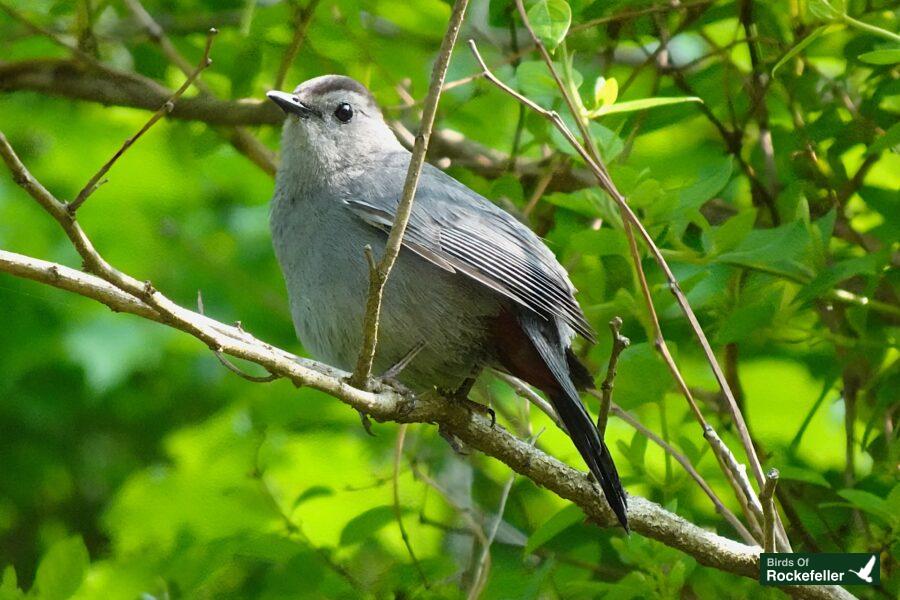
[597,317,630,438]
[273,0,320,90]
[608,403,756,546]
[0,252,857,600]
[350,0,470,388]
[69,28,217,212]
[469,33,768,499]
[122,0,276,175]
[760,468,780,554]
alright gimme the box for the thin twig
[608,403,757,546]
[0,248,861,599]
[470,31,766,493]
[760,468,780,553]
[468,471,515,600]
[570,0,715,33]
[273,0,320,90]
[597,317,630,438]
[122,0,276,175]
[251,433,362,589]
[393,424,429,587]
[738,0,780,209]
[197,290,279,382]
[350,0,470,388]
[68,28,217,212]
[496,373,561,429]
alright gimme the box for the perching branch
[0,137,856,600]
[350,0,470,388]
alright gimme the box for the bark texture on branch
[0,249,856,600]
[0,58,592,191]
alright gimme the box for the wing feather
[342,156,596,342]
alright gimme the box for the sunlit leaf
[589,96,702,118]
[32,536,88,600]
[527,0,572,50]
[857,48,900,65]
[523,503,584,555]
[772,26,832,75]
[593,76,618,108]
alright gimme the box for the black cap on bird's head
[266,75,401,168]
[267,75,380,123]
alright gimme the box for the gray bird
[267,75,627,529]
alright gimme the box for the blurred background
[0,0,897,598]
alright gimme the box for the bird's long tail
[518,313,628,530]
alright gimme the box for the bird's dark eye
[334,103,353,123]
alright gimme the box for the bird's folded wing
[342,158,595,342]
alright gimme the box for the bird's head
[267,75,402,176]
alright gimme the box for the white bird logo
[848,555,876,583]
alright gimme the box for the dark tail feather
[517,314,628,530]
[548,387,629,531]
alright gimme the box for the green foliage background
[0,0,897,598]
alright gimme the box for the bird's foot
[357,410,376,436]
[440,379,495,428]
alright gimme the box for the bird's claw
[358,410,376,436]
[440,387,495,428]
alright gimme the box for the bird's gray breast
[270,186,501,391]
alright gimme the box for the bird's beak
[266,91,318,118]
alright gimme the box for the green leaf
[714,293,782,344]
[339,505,400,546]
[679,157,733,209]
[836,490,895,524]
[857,48,900,65]
[293,485,334,508]
[516,60,581,106]
[777,465,831,487]
[593,76,618,108]
[32,536,89,600]
[589,96,702,118]
[772,26,832,75]
[527,0,572,50]
[807,0,840,20]
[614,343,671,408]
[715,220,815,282]
[704,210,757,255]
[523,504,584,555]
[0,566,22,599]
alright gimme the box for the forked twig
[597,317,630,437]
[350,0,470,388]
[468,34,790,550]
[760,468,780,553]
[608,403,757,546]
[197,290,279,383]
[68,28,218,212]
